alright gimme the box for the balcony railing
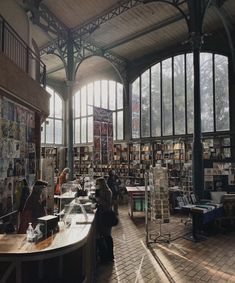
[0,15,46,87]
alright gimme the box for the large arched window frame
[73,80,124,144]
[132,52,230,139]
[41,87,63,145]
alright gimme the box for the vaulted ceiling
[22,0,235,85]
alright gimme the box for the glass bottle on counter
[26,222,34,242]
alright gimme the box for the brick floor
[95,205,235,283]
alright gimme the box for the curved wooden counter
[0,213,96,283]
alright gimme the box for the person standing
[18,180,48,234]
[95,177,114,263]
[107,170,121,215]
[59,167,70,186]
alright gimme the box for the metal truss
[23,0,68,37]
[39,38,67,57]
[72,0,143,38]
[143,0,189,27]
[74,39,127,73]
[144,0,187,5]
[32,0,128,74]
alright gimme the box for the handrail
[0,14,46,87]
[0,210,19,221]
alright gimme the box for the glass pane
[117,83,123,110]
[117,111,123,140]
[41,122,45,144]
[174,55,185,134]
[75,118,80,144]
[132,78,140,138]
[94,81,101,107]
[101,80,108,109]
[215,55,230,131]
[109,81,116,110]
[45,118,53,144]
[81,86,87,117]
[81,118,87,143]
[151,63,161,137]
[141,70,150,137]
[186,53,194,134]
[55,119,62,144]
[200,53,214,132]
[162,58,172,136]
[54,93,62,119]
[87,83,93,115]
[113,112,116,140]
[87,116,93,142]
[49,93,54,118]
[74,91,80,118]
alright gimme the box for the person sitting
[18,180,48,234]
[107,170,121,215]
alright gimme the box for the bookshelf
[41,147,58,170]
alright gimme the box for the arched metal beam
[143,0,190,31]
[202,0,235,72]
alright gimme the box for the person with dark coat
[18,179,30,213]
[18,180,48,234]
[95,177,114,263]
[107,170,121,215]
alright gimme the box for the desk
[190,205,224,241]
[0,213,95,283]
[126,186,149,218]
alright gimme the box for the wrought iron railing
[0,15,46,87]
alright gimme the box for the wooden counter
[0,213,96,283]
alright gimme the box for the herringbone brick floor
[95,205,235,283]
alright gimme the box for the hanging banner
[93,107,113,165]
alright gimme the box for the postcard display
[0,95,36,217]
[93,107,113,167]
[149,165,170,223]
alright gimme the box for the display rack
[180,163,193,197]
[146,166,171,245]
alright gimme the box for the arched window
[74,80,124,144]
[131,53,230,138]
[41,87,63,145]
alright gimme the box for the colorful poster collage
[0,95,36,217]
[93,107,113,165]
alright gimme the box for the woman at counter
[59,167,70,186]
[18,180,48,233]
[95,177,114,263]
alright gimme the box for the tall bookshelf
[41,147,58,170]
[113,143,129,186]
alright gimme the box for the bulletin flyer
[0,95,36,216]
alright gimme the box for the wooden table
[126,186,149,218]
[0,213,95,283]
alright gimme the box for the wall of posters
[93,107,113,165]
[0,95,36,217]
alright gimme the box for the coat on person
[18,180,48,234]
[95,177,114,262]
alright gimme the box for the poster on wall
[0,96,36,217]
[93,107,113,165]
